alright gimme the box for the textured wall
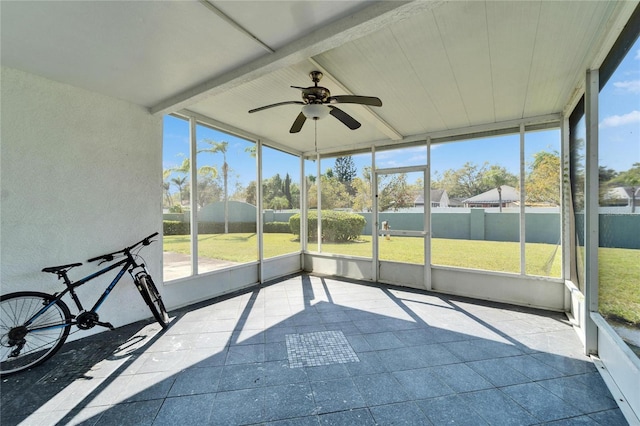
[1,67,163,336]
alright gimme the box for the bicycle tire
[0,291,72,376]
[136,275,169,328]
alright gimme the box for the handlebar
[87,232,159,263]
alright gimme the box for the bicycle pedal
[97,321,115,330]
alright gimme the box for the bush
[163,220,189,235]
[168,204,184,213]
[289,210,365,242]
[198,222,256,234]
[163,221,257,235]
[264,222,292,233]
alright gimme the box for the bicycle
[0,232,169,376]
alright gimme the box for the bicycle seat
[42,263,83,274]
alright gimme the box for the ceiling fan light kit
[248,71,382,133]
[302,104,330,120]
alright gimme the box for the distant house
[463,185,520,208]
[602,186,640,208]
[414,189,450,208]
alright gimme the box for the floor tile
[352,373,409,405]
[209,388,265,425]
[501,354,564,381]
[345,351,388,376]
[501,382,584,422]
[466,358,531,387]
[264,383,316,422]
[393,368,454,399]
[263,360,308,386]
[431,363,493,393]
[369,401,433,425]
[153,393,215,425]
[217,363,266,391]
[267,416,321,426]
[416,395,489,426]
[318,408,377,425]
[225,343,265,365]
[167,365,222,397]
[363,331,405,350]
[537,374,618,413]
[94,399,163,426]
[588,408,630,425]
[461,388,538,425]
[311,378,366,414]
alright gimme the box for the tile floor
[0,274,629,425]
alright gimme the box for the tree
[334,156,357,195]
[284,173,292,208]
[162,169,174,208]
[379,173,413,211]
[483,165,518,212]
[599,166,618,183]
[432,162,491,199]
[270,196,289,211]
[526,151,560,206]
[308,175,350,210]
[196,166,221,208]
[244,181,257,205]
[325,168,334,179]
[199,140,230,233]
[170,176,188,205]
[164,158,192,206]
[351,167,373,212]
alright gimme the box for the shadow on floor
[0,274,629,425]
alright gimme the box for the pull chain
[314,119,318,153]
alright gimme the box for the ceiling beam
[150,0,444,116]
[303,113,562,157]
[198,0,275,54]
[308,58,404,141]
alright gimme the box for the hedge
[289,210,366,242]
[163,220,189,235]
[263,222,292,233]
[163,221,257,235]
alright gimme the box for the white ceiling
[2,1,637,155]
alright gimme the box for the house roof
[1,1,636,155]
[605,187,640,199]
[463,186,520,204]
[414,189,446,205]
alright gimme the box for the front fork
[129,264,144,282]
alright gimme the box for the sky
[163,38,639,190]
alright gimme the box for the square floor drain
[285,330,360,368]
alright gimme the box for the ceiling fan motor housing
[302,86,331,103]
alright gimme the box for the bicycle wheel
[136,275,169,328]
[0,291,71,376]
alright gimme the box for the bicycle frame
[25,255,144,332]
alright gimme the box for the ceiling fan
[248,71,382,133]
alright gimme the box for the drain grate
[285,330,360,368]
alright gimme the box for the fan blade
[291,86,307,90]
[249,101,304,113]
[289,112,307,133]
[328,95,382,107]
[329,106,361,130]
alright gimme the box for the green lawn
[164,233,638,325]
[599,247,640,325]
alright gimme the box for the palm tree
[171,176,188,205]
[199,140,230,233]
[484,166,512,212]
[162,169,174,208]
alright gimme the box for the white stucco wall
[1,67,163,338]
